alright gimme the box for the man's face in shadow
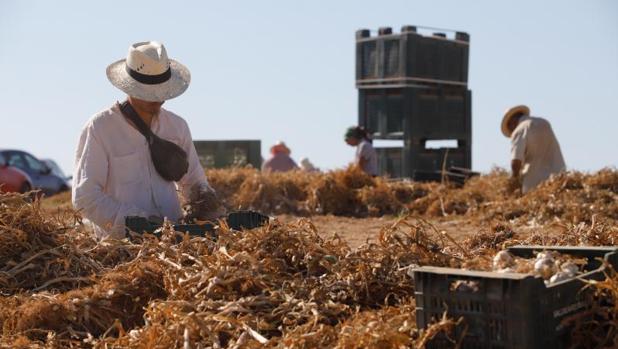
[129,96,165,116]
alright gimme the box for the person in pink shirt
[261,141,299,173]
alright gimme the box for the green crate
[193,140,261,169]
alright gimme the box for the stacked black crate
[356,26,472,179]
[194,140,262,169]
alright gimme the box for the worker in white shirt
[299,157,319,172]
[501,105,566,194]
[345,126,378,176]
[72,41,224,239]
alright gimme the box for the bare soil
[277,214,545,249]
[41,192,561,249]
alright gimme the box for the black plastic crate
[375,147,403,178]
[358,85,471,141]
[356,26,470,86]
[372,144,472,180]
[193,140,261,169]
[125,211,270,240]
[412,144,470,172]
[413,246,618,349]
[409,86,471,140]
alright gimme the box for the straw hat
[106,41,190,102]
[270,141,291,155]
[501,105,530,137]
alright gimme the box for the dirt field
[43,192,535,248]
[43,191,564,249]
[277,214,513,248]
[43,192,488,248]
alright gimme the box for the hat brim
[106,59,190,102]
[501,105,530,137]
[271,144,291,155]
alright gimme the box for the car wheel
[19,182,32,194]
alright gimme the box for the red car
[0,155,33,193]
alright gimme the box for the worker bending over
[501,105,566,194]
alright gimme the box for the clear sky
[1,0,616,175]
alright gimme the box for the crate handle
[413,266,533,281]
[450,279,481,293]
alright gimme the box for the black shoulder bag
[118,101,189,182]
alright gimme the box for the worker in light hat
[73,41,224,239]
[261,141,299,173]
[501,105,566,194]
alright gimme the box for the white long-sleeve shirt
[72,103,210,239]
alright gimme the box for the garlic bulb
[549,271,572,284]
[560,262,579,276]
[536,251,554,261]
[534,257,557,280]
[493,251,515,270]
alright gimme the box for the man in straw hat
[261,141,299,173]
[501,105,566,194]
[72,41,224,239]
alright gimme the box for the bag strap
[118,101,154,144]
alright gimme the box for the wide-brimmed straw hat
[270,141,291,155]
[501,105,530,137]
[106,41,190,102]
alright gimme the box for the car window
[7,153,27,170]
[44,160,65,177]
[23,154,47,172]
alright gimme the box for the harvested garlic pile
[492,250,516,273]
[491,250,583,285]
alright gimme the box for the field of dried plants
[1,167,617,348]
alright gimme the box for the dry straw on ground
[207,167,618,224]
[0,168,617,348]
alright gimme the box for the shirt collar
[113,103,164,130]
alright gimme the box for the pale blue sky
[1,0,616,175]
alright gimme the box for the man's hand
[511,159,522,179]
[183,186,226,223]
[507,176,521,194]
[508,159,523,195]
